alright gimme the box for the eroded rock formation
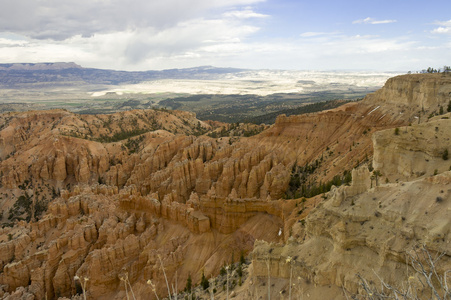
[251,116,451,299]
[0,73,450,299]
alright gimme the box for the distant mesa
[0,62,82,71]
[0,63,248,88]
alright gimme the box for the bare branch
[357,245,450,300]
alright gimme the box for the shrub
[442,149,448,161]
[237,264,243,278]
[394,127,400,135]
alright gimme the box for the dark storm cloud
[0,0,263,40]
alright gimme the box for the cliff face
[1,73,450,300]
[0,184,285,299]
[252,168,451,299]
[364,73,451,111]
[373,114,451,181]
[249,76,451,299]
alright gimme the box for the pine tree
[240,252,246,265]
[185,274,192,293]
[237,264,243,286]
[201,272,209,290]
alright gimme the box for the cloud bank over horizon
[0,0,449,72]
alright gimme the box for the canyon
[0,73,450,299]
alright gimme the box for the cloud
[0,9,266,70]
[0,25,429,72]
[431,20,451,34]
[0,37,28,47]
[223,8,269,19]
[302,34,414,56]
[0,0,271,70]
[0,0,265,40]
[119,18,261,64]
[432,27,451,34]
[300,31,340,38]
[353,17,397,25]
[1,28,448,72]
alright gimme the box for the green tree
[219,266,226,276]
[237,264,243,286]
[240,252,246,265]
[201,271,209,290]
[185,274,192,293]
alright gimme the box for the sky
[0,0,450,72]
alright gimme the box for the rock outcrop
[373,114,451,181]
[251,115,451,300]
[364,73,451,111]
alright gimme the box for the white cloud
[0,10,266,70]
[223,8,269,19]
[431,20,451,34]
[0,38,28,47]
[353,17,397,25]
[311,35,414,56]
[0,0,274,70]
[432,27,451,34]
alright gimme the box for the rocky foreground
[0,73,450,299]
